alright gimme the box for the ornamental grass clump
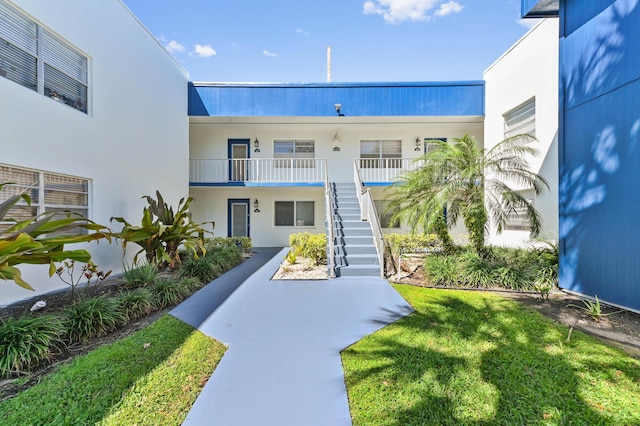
[0,314,65,378]
[122,262,159,288]
[116,288,157,321]
[150,277,190,309]
[63,296,126,343]
[179,254,222,284]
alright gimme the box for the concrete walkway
[171,247,413,426]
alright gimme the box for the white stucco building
[484,19,559,246]
[0,0,189,305]
[0,1,560,303]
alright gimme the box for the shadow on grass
[0,316,206,425]
[344,287,640,425]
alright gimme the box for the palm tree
[387,134,549,256]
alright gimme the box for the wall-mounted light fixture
[254,138,260,153]
[332,131,341,151]
[415,136,422,151]
[253,199,260,213]
[334,103,344,116]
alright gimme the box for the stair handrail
[353,159,385,277]
[324,161,336,278]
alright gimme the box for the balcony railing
[190,158,327,184]
[355,158,425,183]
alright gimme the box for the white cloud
[296,28,309,36]
[363,0,463,23]
[263,50,278,57]
[165,40,185,53]
[193,44,216,58]
[434,1,463,17]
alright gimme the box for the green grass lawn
[342,285,640,426]
[0,315,226,425]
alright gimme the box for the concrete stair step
[334,244,378,255]
[336,264,380,277]
[335,235,374,245]
[334,228,374,237]
[335,254,379,266]
[333,220,370,229]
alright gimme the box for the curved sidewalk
[171,247,413,426]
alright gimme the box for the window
[374,200,399,229]
[424,138,447,155]
[274,140,315,167]
[0,163,89,233]
[504,189,534,231]
[360,140,401,168]
[0,2,88,113]
[504,99,535,138]
[274,201,314,227]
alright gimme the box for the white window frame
[504,189,534,231]
[0,2,89,113]
[273,140,315,168]
[0,163,90,232]
[360,140,402,168]
[274,200,315,227]
[504,98,535,138]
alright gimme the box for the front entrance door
[228,199,250,238]
[228,139,250,182]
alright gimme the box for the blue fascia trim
[192,81,485,89]
[190,182,324,187]
[363,182,393,187]
[521,0,559,18]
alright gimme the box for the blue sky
[122,0,538,83]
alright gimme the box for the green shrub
[64,296,126,343]
[206,247,242,273]
[0,315,65,378]
[122,262,158,288]
[205,236,252,253]
[458,251,495,288]
[289,232,327,265]
[285,250,297,265]
[179,254,222,284]
[179,277,204,293]
[150,278,190,308]
[492,266,530,290]
[116,288,156,321]
[384,233,442,256]
[423,255,458,286]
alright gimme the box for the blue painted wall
[188,81,484,117]
[559,0,640,311]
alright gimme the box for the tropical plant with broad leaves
[0,183,111,290]
[111,191,213,269]
[387,134,549,256]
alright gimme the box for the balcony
[190,158,327,186]
[355,158,425,184]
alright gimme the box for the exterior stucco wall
[483,18,559,246]
[0,0,189,305]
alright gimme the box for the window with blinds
[274,140,315,168]
[504,99,535,138]
[0,2,88,113]
[504,189,534,231]
[360,140,402,168]
[0,164,90,233]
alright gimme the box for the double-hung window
[360,140,401,168]
[274,201,315,227]
[274,140,315,168]
[0,164,90,233]
[0,2,88,113]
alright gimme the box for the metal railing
[356,158,424,183]
[353,163,384,276]
[324,173,336,278]
[190,158,327,183]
